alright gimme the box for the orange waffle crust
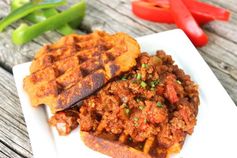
[23,31,140,113]
[80,131,182,158]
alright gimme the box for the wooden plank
[205,0,237,13]
[200,31,237,71]
[84,0,173,36]
[207,63,237,103]
[0,67,32,158]
[0,142,22,158]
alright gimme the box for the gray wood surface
[0,67,32,158]
[0,0,236,157]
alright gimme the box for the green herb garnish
[133,117,139,126]
[139,105,144,110]
[136,73,142,80]
[144,119,147,123]
[124,108,130,115]
[150,79,160,88]
[133,117,139,122]
[136,98,141,102]
[150,87,155,91]
[121,76,127,80]
[156,101,163,108]
[134,122,139,127]
[142,63,148,68]
[150,81,156,88]
[140,81,147,88]
[121,103,127,108]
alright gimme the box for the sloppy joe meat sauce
[49,51,199,156]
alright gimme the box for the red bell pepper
[170,0,208,47]
[131,1,173,23]
[182,0,230,24]
[142,0,169,8]
[165,84,179,104]
[133,0,230,24]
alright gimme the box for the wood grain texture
[0,142,22,158]
[0,67,32,157]
[0,0,237,157]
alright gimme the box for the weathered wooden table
[0,0,236,157]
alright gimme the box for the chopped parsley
[136,73,142,80]
[133,117,139,127]
[133,117,139,122]
[136,98,141,102]
[140,81,147,88]
[121,103,127,108]
[156,101,163,108]
[150,79,160,88]
[124,108,130,115]
[121,76,127,80]
[150,82,156,88]
[134,123,139,127]
[139,105,144,110]
[142,63,148,68]
[144,119,147,124]
[150,87,155,91]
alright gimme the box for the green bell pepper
[0,0,66,32]
[11,0,74,35]
[37,9,74,35]
[11,0,30,10]
[12,0,86,45]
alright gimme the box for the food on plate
[23,31,140,113]
[49,105,80,136]
[50,51,199,158]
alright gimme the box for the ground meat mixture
[49,51,199,157]
[49,106,79,135]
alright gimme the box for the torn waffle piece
[23,31,140,113]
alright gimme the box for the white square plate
[13,29,237,158]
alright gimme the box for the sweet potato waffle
[80,132,182,158]
[23,31,140,113]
